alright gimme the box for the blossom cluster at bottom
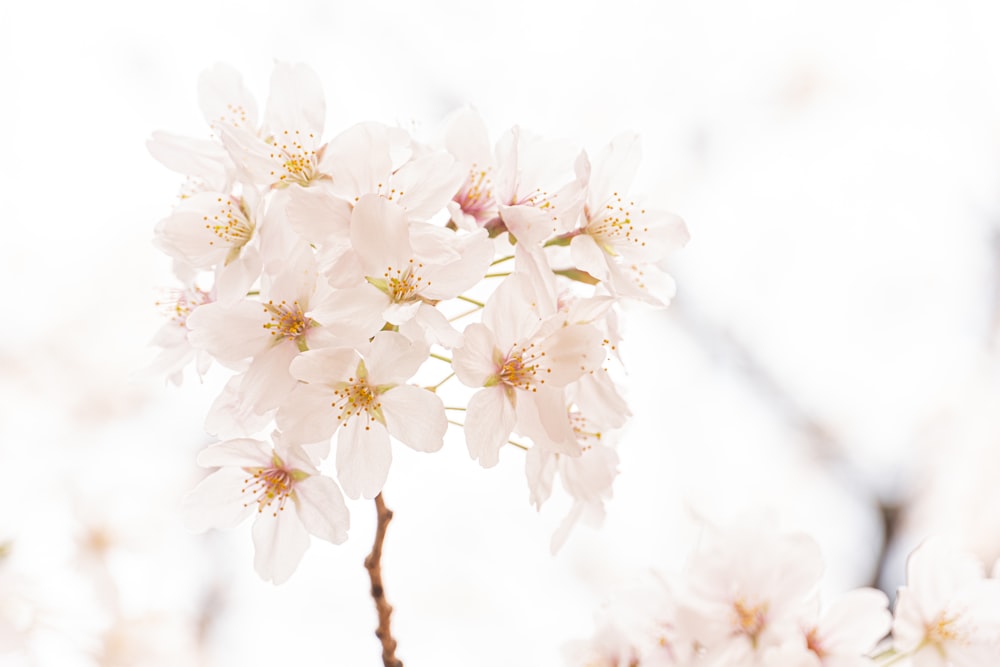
[566,518,1000,667]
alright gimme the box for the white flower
[892,538,1000,666]
[183,433,349,584]
[277,331,447,499]
[675,517,824,665]
[570,133,688,305]
[452,273,606,467]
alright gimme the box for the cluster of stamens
[268,129,319,186]
[587,192,649,251]
[497,343,550,393]
[925,611,963,647]
[384,259,429,303]
[213,102,250,130]
[454,164,496,222]
[569,412,601,450]
[732,599,769,647]
[262,300,308,341]
[156,286,211,327]
[331,367,383,432]
[242,461,295,516]
[202,196,253,247]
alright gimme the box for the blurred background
[2,0,1000,664]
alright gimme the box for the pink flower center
[243,462,294,516]
[732,599,769,647]
[454,164,496,223]
[202,195,253,248]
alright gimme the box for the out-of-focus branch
[365,493,403,667]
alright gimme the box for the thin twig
[365,493,403,667]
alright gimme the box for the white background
[2,0,1000,664]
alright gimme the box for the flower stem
[430,353,452,364]
[365,493,403,667]
[456,295,485,307]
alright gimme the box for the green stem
[456,295,485,307]
[425,373,455,392]
[448,306,482,322]
[430,353,452,364]
[490,254,514,266]
[484,272,511,279]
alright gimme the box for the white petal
[381,385,446,453]
[251,510,311,584]
[186,301,270,365]
[366,331,428,384]
[336,419,392,499]
[263,62,325,138]
[196,438,271,467]
[525,445,557,509]
[294,476,350,545]
[464,386,516,468]
[350,194,412,275]
[452,323,498,387]
[818,588,891,655]
[570,233,610,282]
[182,467,255,533]
[198,62,258,131]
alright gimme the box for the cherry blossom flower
[891,539,1000,666]
[183,433,349,584]
[674,517,824,665]
[317,194,493,345]
[493,126,585,245]
[187,253,343,416]
[278,331,447,499]
[569,133,689,305]
[452,272,606,466]
[444,108,500,230]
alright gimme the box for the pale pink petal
[522,387,579,456]
[573,371,631,430]
[525,445,557,509]
[818,588,891,655]
[198,62,258,131]
[452,323,498,387]
[276,383,340,445]
[251,511,311,584]
[186,301,269,365]
[403,303,462,349]
[550,502,586,554]
[215,246,262,306]
[294,476,350,545]
[288,347,360,385]
[182,467,255,532]
[147,131,231,188]
[392,152,464,220]
[336,419,392,499]
[587,132,641,211]
[236,342,299,415]
[310,285,387,342]
[570,233,610,282]
[420,230,493,300]
[481,273,542,351]
[464,386,516,468]
[285,185,352,245]
[366,331,427,383]
[540,324,605,386]
[381,384,446,453]
[500,204,559,246]
[350,194,411,275]
[263,62,325,138]
[444,107,492,167]
[195,438,271,467]
[320,122,395,200]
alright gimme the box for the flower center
[262,300,309,342]
[202,195,254,249]
[925,611,963,647]
[268,129,319,187]
[454,164,496,223]
[495,343,549,392]
[733,599,768,646]
[156,286,211,327]
[585,192,649,254]
[331,362,386,431]
[383,261,429,303]
[242,459,294,516]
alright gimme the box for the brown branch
[364,492,403,667]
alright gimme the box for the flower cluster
[567,518,1000,667]
[149,63,688,582]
